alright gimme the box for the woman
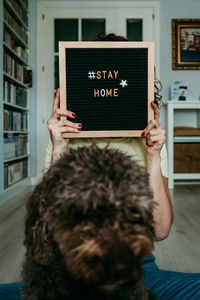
[45,34,200,299]
[46,33,173,241]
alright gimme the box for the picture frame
[59,41,154,138]
[172,19,200,70]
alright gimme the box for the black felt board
[66,48,148,131]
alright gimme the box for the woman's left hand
[141,101,166,156]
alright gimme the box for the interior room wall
[160,0,200,127]
[160,0,200,101]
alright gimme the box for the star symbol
[120,79,128,88]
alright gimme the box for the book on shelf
[4,29,28,63]
[4,109,28,131]
[4,138,15,160]
[6,0,28,26]
[3,51,25,82]
[15,46,28,63]
[4,164,8,189]
[4,158,28,189]
[4,80,28,107]
[4,7,28,44]
[16,134,28,156]
[4,135,28,160]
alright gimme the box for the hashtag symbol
[88,71,96,79]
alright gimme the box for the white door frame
[37,1,160,178]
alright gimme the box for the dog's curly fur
[22,145,157,299]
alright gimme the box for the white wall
[160,0,200,127]
[160,0,200,101]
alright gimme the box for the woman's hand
[47,89,83,160]
[141,101,166,157]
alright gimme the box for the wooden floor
[0,188,31,283]
[154,185,200,273]
[0,185,200,283]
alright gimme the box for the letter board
[59,42,154,138]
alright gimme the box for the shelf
[167,102,200,188]
[17,0,29,13]
[4,0,28,30]
[4,131,29,134]
[3,71,28,88]
[167,101,200,109]
[4,154,29,163]
[174,136,200,143]
[3,176,29,191]
[173,174,200,180]
[3,42,28,66]
[3,101,29,111]
[3,20,27,48]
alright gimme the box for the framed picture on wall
[172,19,200,70]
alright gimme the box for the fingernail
[78,128,82,131]
[141,131,146,137]
[72,113,76,117]
[78,123,83,128]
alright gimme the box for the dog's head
[25,145,155,293]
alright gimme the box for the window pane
[82,19,105,41]
[127,19,143,41]
[54,19,78,52]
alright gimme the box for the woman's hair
[93,33,164,109]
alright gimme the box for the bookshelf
[1,0,29,192]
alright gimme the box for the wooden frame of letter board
[59,41,154,138]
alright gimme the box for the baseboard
[31,175,42,186]
[0,177,33,207]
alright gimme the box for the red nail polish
[78,124,83,128]
[141,131,146,137]
[72,113,76,118]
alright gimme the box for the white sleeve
[44,139,53,173]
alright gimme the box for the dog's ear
[24,186,56,265]
[130,234,153,258]
[30,216,56,265]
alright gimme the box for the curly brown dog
[22,145,157,299]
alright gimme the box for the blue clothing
[0,282,22,300]
[0,255,200,299]
[143,255,200,300]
